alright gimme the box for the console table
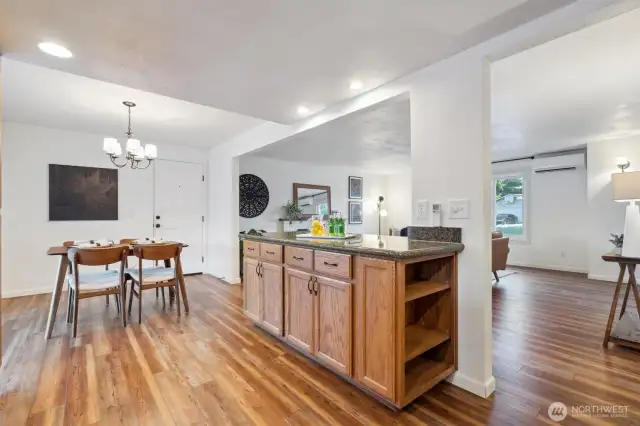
[602,252,640,350]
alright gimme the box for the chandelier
[102,101,157,169]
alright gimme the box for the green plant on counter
[284,200,303,224]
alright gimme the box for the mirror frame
[293,183,332,218]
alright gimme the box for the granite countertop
[240,232,464,259]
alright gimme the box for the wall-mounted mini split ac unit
[532,153,585,174]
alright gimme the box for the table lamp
[612,163,640,257]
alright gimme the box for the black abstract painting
[49,164,118,221]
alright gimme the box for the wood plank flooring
[1,269,639,425]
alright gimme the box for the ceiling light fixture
[297,106,310,116]
[103,101,157,169]
[350,80,364,91]
[38,42,73,58]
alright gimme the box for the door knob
[155,224,161,228]
[156,215,160,220]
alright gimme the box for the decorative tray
[296,233,356,240]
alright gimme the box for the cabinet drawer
[260,243,283,263]
[314,250,352,279]
[243,240,260,258]
[285,246,313,271]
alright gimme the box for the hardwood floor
[1,269,639,425]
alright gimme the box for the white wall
[1,122,207,297]
[384,170,412,231]
[239,156,408,235]
[492,159,588,273]
[587,137,640,281]
[205,0,631,398]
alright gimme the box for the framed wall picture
[49,164,118,221]
[348,201,363,224]
[348,176,363,199]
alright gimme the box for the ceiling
[0,59,264,148]
[492,6,640,160]
[250,6,640,170]
[247,94,410,174]
[0,0,576,124]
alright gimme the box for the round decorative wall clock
[239,174,269,218]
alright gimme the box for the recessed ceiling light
[350,80,364,91]
[297,106,310,116]
[38,42,73,58]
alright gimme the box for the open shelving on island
[399,253,457,406]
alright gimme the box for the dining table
[44,243,190,340]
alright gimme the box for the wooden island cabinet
[241,233,463,409]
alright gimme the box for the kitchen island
[240,232,464,409]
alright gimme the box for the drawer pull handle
[293,256,304,261]
[266,250,275,255]
[247,247,255,251]
[324,261,338,267]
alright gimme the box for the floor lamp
[377,195,387,236]
[612,162,640,257]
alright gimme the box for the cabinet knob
[155,224,161,228]
[156,215,161,220]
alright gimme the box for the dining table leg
[177,259,189,314]
[164,258,189,313]
[45,256,68,340]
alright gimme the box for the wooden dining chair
[126,243,183,324]
[64,240,122,310]
[67,245,129,337]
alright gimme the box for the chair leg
[493,271,500,282]
[156,287,159,298]
[138,285,143,324]
[161,287,166,308]
[106,294,110,306]
[66,287,74,323]
[128,281,135,315]
[115,293,121,313]
[121,285,127,328]
[72,287,80,338]
[175,281,181,317]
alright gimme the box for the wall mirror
[293,183,331,218]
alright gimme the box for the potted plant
[609,233,624,250]
[284,200,303,224]
[239,229,266,279]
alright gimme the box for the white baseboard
[2,285,62,299]
[587,273,618,283]
[507,261,587,274]
[448,372,496,398]
[227,277,241,285]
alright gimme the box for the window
[493,175,526,239]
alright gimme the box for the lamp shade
[126,138,141,153]
[144,144,158,159]
[612,171,640,201]
[103,138,118,154]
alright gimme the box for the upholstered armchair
[492,231,510,282]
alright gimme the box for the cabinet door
[314,275,352,376]
[261,262,284,336]
[243,257,261,322]
[354,257,396,400]
[284,268,314,354]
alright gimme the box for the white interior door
[154,159,205,274]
